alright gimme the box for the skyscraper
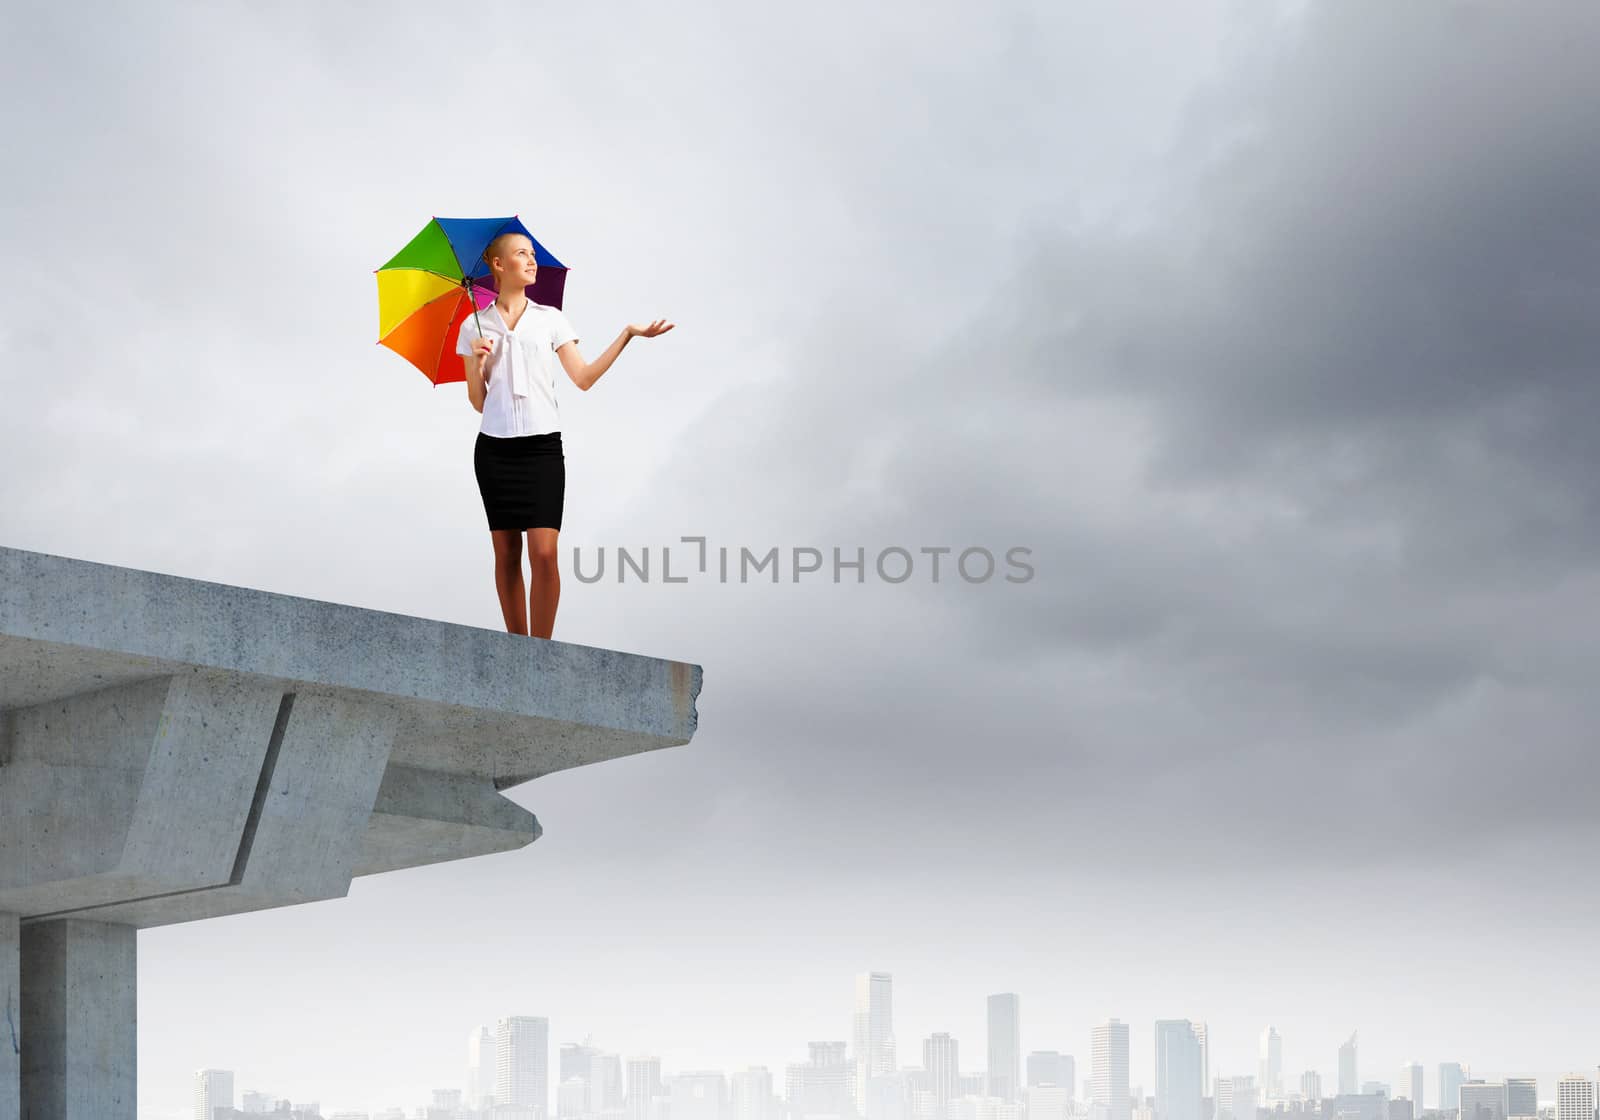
[1215,1077,1234,1120]
[562,1077,593,1118]
[925,1034,961,1120]
[1338,1035,1358,1097]
[1401,1065,1424,1112]
[670,1072,728,1120]
[1555,1076,1595,1120]
[1440,1065,1467,1116]
[1506,1079,1537,1118]
[1192,1025,1209,1095]
[866,1073,912,1120]
[988,995,1022,1103]
[790,1042,855,1120]
[562,1042,602,1086]
[194,1069,234,1120]
[1230,1076,1257,1120]
[733,1067,777,1120]
[468,1026,497,1111]
[1301,1072,1323,1104]
[628,1057,665,1120]
[498,1016,551,1116]
[1028,1053,1076,1093]
[1092,1020,1131,1120]
[592,1053,626,1113]
[1259,1029,1283,1101]
[855,973,898,1105]
[1155,1021,1203,1120]
[1029,1085,1072,1120]
[1459,1081,1508,1120]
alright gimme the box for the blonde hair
[481,231,533,273]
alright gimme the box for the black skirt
[474,430,565,531]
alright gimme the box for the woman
[457,231,673,640]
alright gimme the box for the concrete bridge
[0,544,702,1119]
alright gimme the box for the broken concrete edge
[0,544,703,744]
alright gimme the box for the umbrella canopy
[375,215,569,385]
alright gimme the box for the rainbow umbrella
[375,215,569,386]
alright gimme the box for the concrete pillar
[19,919,135,1120]
[1,911,16,1120]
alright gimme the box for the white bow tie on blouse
[486,311,532,399]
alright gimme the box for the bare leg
[491,529,529,635]
[527,527,560,639]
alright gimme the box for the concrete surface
[1,911,15,1120]
[20,920,136,1120]
[0,542,703,1118]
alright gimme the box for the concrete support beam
[0,674,284,918]
[77,691,401,928]
[19,919,136,1120]
[357,763,541,876]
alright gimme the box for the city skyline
[181,973,1600,1119]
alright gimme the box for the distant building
[788,1041,855,1120]
[1440,1066,1467,1116]
[1155,1021,1203,1120]
[1401,1066,1425,1114]
[1029,1054,1076,1096]
[1214,1077,1233,1120]
[469,1027,498,1110]
[561,1077,592,1118]
[498,1016,551,1116]
[1302,1073,1323,1104]
[925,1035,961,1120]
[1230,1076,1257,1120]
[591,1054,626,1113]
[863,1074,911,1120]
[1338,1037,1359,1097]
[628,1056,666,1120]
[1092,1021,1131,1120]
[854,975,898,1107]
[1555,1076,1595,1120]
[1459,1081,1508,1120]
[1506,1080,1537,1118]
[671,1071,729,1120]
[1260,1029,1284,1101]
[1029,1085,1072,1120]
[988,995,1022,1103]
[734,1066,779,1120]
[1327,1093,1388,1120]
[195,1069,235,1120]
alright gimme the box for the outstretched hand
[628,319,675,339]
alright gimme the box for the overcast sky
[4,1,1600,1117]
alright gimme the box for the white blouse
[455,300,580,437]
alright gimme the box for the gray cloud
[586,0,1600,878]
